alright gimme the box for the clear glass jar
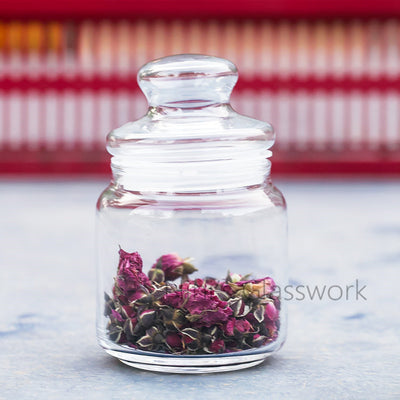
[96,54,287,373]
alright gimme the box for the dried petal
[272,294,281,310]
[197,309,232,327]
[162,291,185,309]
[110,309,124,323]
[265,302,278,321]
[224,319,235,336]
[254,305,265,323]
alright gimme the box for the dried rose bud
[115,248,153,295]
[264,320,278,340]
[219,282,234,296]
[123,317,138,337]
[228,297,251,317]
[223,318,253,337]
[181,328,202,351]
[226,272,243,283]
[251,277,276,297]
[151,253,197,281]
[232,283,253,298]
[172,309,186,329]
[136,334,153,349]
[180,287,233,327]
[252,334,267,347]
[209,338,226,353]
[205,277,217,287]
[104,292,115,317]
[138,309,156,328]
[165,333,183,351]
[229,277,276,298]
[194,278,204,287]
[118,248,143,272]
[136,327,164,350]
[147,326,164,344]
[182,260,197,275]
[108,324,125,343]
[180,280,197,291]
[213,290,230,302]
[108,248,280,355]
[160,308,185,330]
[127,288,150,304]
[148,268,165,284]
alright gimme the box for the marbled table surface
[0,180,399,400]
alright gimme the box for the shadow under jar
[96,54,287,374]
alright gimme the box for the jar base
[104,346,274,374]
[119,357,265,373]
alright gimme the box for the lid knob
[137,54,238,108]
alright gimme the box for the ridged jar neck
[111,157,272,194]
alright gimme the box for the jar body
[96,181,287,373]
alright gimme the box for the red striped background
[0,19,399,175]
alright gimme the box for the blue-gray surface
[0,180,399,400]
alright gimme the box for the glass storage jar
[96,54,287,373]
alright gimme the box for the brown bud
[148,268,165,284]
[136,334,153,349]
[139,309,156,328]
[182,260,198,275]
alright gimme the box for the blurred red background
[0,0,399,176]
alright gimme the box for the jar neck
[111,154,272,194]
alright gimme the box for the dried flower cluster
[104,248,280,355]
